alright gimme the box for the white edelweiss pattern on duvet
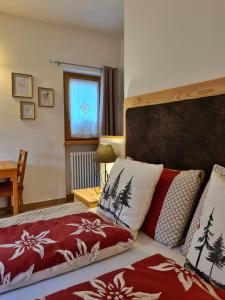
[0,230,56,260]
[0,261,34,288]
[148,259,221,300]
[73,271,161,300]
[68,218,115,238]
[57,238,100,267]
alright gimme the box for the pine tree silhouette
[195,209,214,268]
[117,177,133,218]
[108,168,124,209]
[112,192,121,213]
[104,185,111,208]
[206,234,225,279]
[100,184,107,205]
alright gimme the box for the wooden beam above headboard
[124,77,225,111]
[125,77,225,182]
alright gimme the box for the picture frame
[20,101,35,120]
[38,87,54,107]
[12,73,33,98]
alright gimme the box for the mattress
[1,229,185,300]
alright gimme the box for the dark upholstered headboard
[125,81,225,183]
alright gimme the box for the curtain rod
[49,59,103,70]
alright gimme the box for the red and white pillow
[181,164,225,256]
[142,168,204,248]
[0,212,134,293]
[186,169,225,289]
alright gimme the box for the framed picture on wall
[12,73,33,98]
[38,87,54,107]
[20,101,35,120]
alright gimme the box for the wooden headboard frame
[124,77,225,116]
[124,77,225,139]
[124,76,225,182]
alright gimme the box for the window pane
[69,78,99,138]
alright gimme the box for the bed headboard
[125,77,225,182]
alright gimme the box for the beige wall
[124,0,225,98]
[0,13,122,204]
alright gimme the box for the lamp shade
[93,144,117,163]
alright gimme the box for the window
[64,72,100,142]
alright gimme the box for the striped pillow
[142,168,204,248]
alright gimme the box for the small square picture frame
[20,101,35,120]
[38,87,54,107]
[12,73,33,98]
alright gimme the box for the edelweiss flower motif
[0,260,34,288]
[68,218,114,238]
[0,230,56,260]
[73,271,161,300]
[149,259,221,300]
[57,238,100,267]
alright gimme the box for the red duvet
[0,212,133,293]
[39,254,225,300]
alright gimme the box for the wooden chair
[0,150,28,211]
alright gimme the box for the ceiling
[0,0,124,36]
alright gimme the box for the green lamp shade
[93,144,117,163]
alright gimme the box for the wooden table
[0,161,18,215]
[72,187,102,208]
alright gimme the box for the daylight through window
[64,72,100,141]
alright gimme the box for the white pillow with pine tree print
[186,170,225,290]
[97,158,163,232]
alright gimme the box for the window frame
[64,72,101,144]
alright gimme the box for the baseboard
[21,196,72,212]
[0,195,75,217]
[66,193,74,202]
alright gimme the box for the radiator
[70,151,100,190]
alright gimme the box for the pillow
[0,212,134,293]
[186,170,225,289]
[97,158,163,231]
[142,168,205,248]
[181,164,225,256]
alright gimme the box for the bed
[1,230,184,300]
[1,76,225,299]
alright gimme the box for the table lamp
[93,144,117,184]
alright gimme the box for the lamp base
[99,164,108,187]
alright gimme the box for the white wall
[124,0,225,97]
[0,12,122,204]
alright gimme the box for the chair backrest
[17,149,28,189]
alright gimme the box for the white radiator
[70,151,99,190]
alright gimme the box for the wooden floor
[0,195,73,219]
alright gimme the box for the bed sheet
[1,230,185,300]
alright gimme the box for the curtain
[99,66,119,135]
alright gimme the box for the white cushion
[97,158,163,231]
[181,164,225,256]
[186,169,225,289]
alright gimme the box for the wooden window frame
[64,72,100,144]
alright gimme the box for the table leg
[12,171,19,215]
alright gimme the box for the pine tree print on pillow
[207,234,225,280]
[195,209,214,269]
[97,158,163,232]
[100,172,133,228]
[114,177,133,219]
[186,170,225,290]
